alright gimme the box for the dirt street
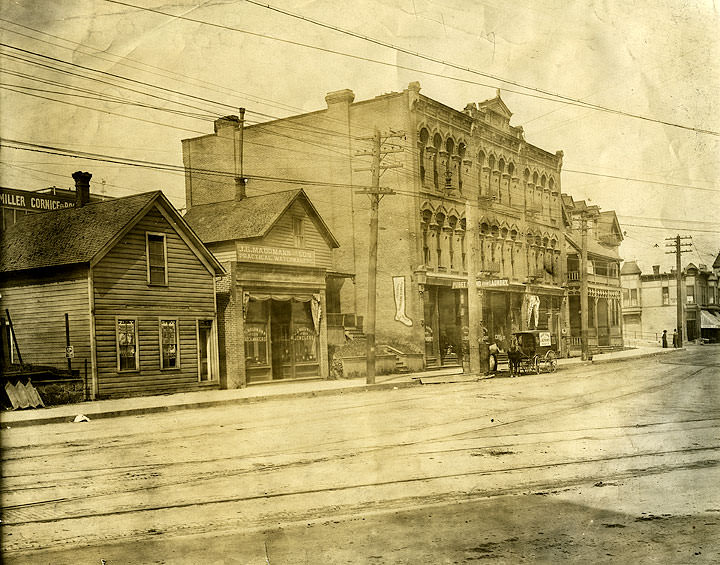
[2,346,719,563]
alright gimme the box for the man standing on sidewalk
[662,330,668,348]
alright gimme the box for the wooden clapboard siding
[0,272,91,369]
[262,200,333,268]
[206,240,236,264]
[93,205,218,397]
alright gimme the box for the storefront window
[245,300,269,366]
[292,301,317,363]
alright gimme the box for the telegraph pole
[580,215,590,361]
[355,128,403,384]
[465,200,481,373]
[665,234,692,347]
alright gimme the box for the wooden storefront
[183,188,340,386]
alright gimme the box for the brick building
[182,83,570,367]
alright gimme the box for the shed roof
[183,189,339,247]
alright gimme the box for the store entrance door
[270,299,319,380]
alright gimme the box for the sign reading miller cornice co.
[236,243,316,266]
[0,187,75,212]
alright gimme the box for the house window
[116,318,138,371]
[146,233,167,285]
[159,319,179,369]
[686,285,695,304]
[630,289,638,306]
[662,286,669,305]
[293,217,304,247]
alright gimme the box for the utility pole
[465,200,481,373]
[580,214,590,361]
[355,128,403,384]
[665,234,692,347]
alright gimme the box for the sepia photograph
[1,1,719,563]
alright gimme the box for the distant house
[183,187,340,386]
[621,257,720,345]
[0,173,224,399]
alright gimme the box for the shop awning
[700,310,720,329]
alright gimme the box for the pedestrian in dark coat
[672,329,679,348]
[661,330,668,348]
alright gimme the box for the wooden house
[0,175,224,399]
[183,188,340,386]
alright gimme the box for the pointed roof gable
[478,90,512,119]
[0,191,224,274]
[713,252,720,269]
[183,189,339,248]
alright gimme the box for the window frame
[292,217,304,248]
[116,316,139,372]
[158,317,180,370]
[196,318,218,382]
[146,231,168,286]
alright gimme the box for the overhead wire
[238,0,719,137]
[101,0,720,137]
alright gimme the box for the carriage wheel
[546,350,557,372]
[533,356,540,374]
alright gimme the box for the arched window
[419,128,429,184]
[444,138,455,189]
[433,133,442,189]
[478,150,486,196]
[435,212,445,268]
[421,209,432,265]
[448,215,458,269]
[458,142,466,192]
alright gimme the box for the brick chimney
[72,171,92,207]
[652,265,660,275]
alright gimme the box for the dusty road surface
[2,346,719,563]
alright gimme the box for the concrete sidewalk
[1,346,684,428]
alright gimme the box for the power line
[563,168,719,193]
[0,138,372,190]
[0,43,378,143]
[622,223,719,234]
[242,0,720,137]
[103,0,719,136]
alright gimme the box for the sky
[1,0,718,272]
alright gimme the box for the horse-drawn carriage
[511,330,558,374]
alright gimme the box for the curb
[588,347,686,366]
[2,379,420,429]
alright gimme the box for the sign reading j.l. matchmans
[237,244,316,266]
[0,187,75,212]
